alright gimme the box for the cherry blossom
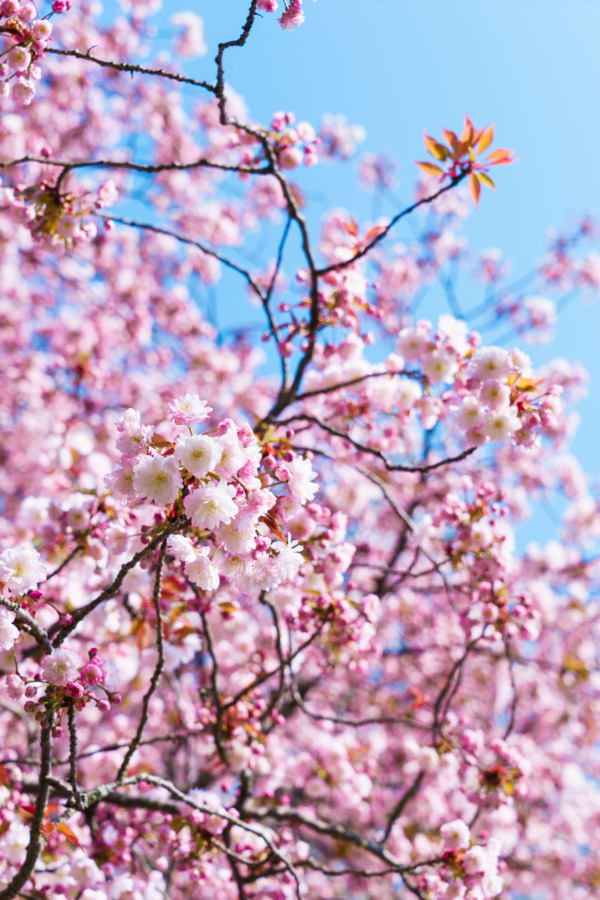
[132,454,183,505]
[278,0,305,30]
[0,544,47,594]
[0,608,19,651]
[41,648,83,686]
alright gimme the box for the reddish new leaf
[56,823,82,847]
[416,161,444,177]
[477,124,495,154]
[424,133,449,161]
[469,172,481,205]
[477,171,496,189]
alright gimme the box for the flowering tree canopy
[1,3,600,900]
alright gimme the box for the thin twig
[46,47,216,92]
[0,154,269,177]
[315,173,469,276]
[66,702,83,811]
[278,411,477,474]
[99,214,266,301]
[116,540,167,782]
[53,517,185,647]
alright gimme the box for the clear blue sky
[175,1,600,480]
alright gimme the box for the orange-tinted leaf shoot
[416,161,444,177]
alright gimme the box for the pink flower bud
[80,663,103,686]
[4,674,25,700]
[303,145,318,166]
[65,681,84,698]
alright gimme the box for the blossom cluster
[398,322,561,447]
[107,396,317,596]
[438,820,503,898]
[2,177,118,248]
[293,316,562,463]
[258,0,312,31]
[0,543,44,652]
[7,644,118,716]
[0,0,65,106]
[270,110,319,169]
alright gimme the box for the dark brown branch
[215,1,260,128]
[0,598,52,654]
[46,47,216,92]
[0,712,55,900]
[502,634,519,741]
[293,369,417,402]
[198,604,228,765]
[431,637,480,742]
[99,214,266,302]
[0,154,269,177]
[263,215,293,391]
[288,682,434,733]
[223,623,325,712]
[382,771,424,843]
[278,412,477,474]
[67,702,83,811]
[44,543,84,583]
[252,805,440,877]
[53,516,185,647]
[315,172,469,276]
[116,540,167,782]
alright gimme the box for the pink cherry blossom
[184,548,220,591]
[0,545,47,594]
[168,394,213,426]
[132,454,183,505]
[184,481,238,529]
[175,434,222,478]
[278,0,305,30]
[41,649,83,686]
[286,456,319,502]
[0,607,19,650]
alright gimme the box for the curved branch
[0,155,269,177]
[279,412,477,474]
[0,711,55,900]
[0,598,52,654]
[116,540,167,783]
[46,47,216,92]
[53,517,185,647]
[98,214,266,302]
[315,172,469,276]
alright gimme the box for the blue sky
[172,1,600,480]
[191,0,600,264]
